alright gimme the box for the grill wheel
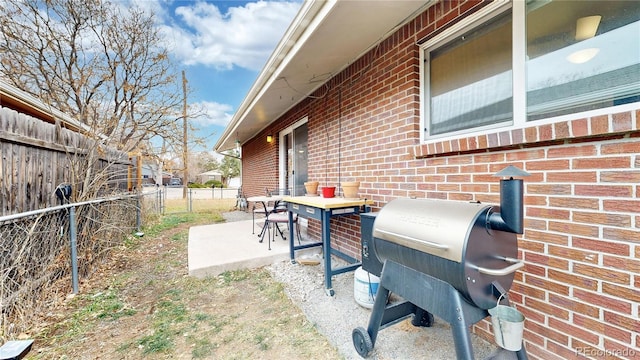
[352,327,373,357]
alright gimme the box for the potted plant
[341,181,360,199]
[304,181,319,196]
[321,185,336,198]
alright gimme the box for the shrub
[204,180,224,188]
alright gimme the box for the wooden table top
[246,195,284,202]
[283,195,373,209]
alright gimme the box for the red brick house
[216,1,640,358]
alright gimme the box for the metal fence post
[136,193,142,233]
[162,185,166,215]
[68,206,79,294]
[188,188,192,212]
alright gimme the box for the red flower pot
[322,186,336,198]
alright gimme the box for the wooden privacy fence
[0,106,130,215]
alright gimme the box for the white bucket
[488,296,525,351]
[354,266,380,309]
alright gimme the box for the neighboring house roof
[199,170,223,176]
[215,0,430,152]
[0,79,103,138]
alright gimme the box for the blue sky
[141,0,302,152]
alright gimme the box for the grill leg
[517,348,529,360]
[366,284,390,347]
[356,260,490,360]
[493,282,529,360]
[411,307,434,327]
[352,284,390,358]
[450,306,475,359]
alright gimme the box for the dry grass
[28,204,341,359]
[163,198,236,214]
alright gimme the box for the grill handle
[477,257,524,276]
[374,229,449,251]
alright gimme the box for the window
[526,0,640,120]
[426,10,512,136]
[278,118,308,196]
[421,0,640,140]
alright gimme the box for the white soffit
[216,0,431,152]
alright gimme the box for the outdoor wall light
[267,134,273,143]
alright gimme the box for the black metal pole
[68,206,79,294]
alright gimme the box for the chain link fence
[158,186,242,213]
[0,190,161,342]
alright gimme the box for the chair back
[268,188,290,212]
[269,188,290,196]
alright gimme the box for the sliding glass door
[280,119,308,196]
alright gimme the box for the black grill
[353,166,530,360]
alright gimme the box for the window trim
[420,1,513,143]
[419,0,638,145]
[512,0,526,127]
[278,116,308,193]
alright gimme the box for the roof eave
[215,0,432,152]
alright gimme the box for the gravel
[222,211,510,360]
[268,257,508,360]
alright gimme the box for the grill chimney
[489,165,530,234]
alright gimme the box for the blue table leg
[288,210,295,263]
[322,209,334,296]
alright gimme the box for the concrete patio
[187,218,315,278]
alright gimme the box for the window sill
[413,109,639,158]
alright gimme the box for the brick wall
[242,130,279,198]
[242,101,311,199]
[242,1,640,358]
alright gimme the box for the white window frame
[278,116,308,193]
[420,1,515,143]
[419,0,638,144]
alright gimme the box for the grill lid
[372,198,489,263]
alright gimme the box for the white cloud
[129,0,167,18]
[192,100,233,127]
[160,1,301,71]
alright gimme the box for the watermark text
[576,347,637,358]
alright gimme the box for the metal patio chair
[259,188,301,250]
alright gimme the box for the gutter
[214,0,333,152]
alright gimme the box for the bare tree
[0,0,196,198]
[196,152,221,173]
[0,0,185,149]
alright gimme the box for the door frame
[278,116,308,194]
